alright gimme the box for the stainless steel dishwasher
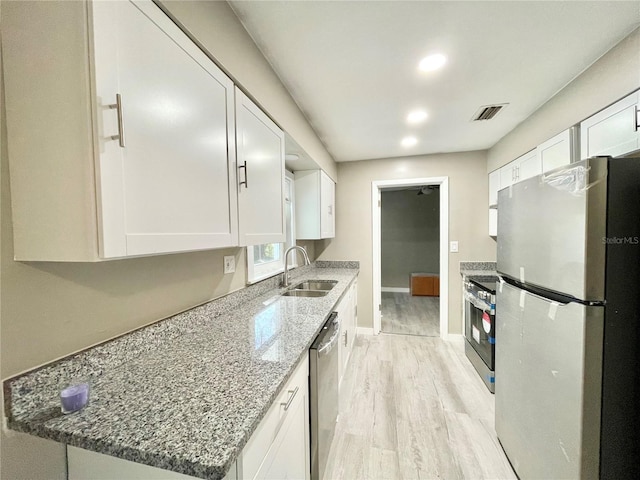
[309,312,340,480]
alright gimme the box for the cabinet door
[68,445,234,479]
[499,163,515,190]
[241,356,309,480]
[320,171,336,239]
[539,128,576,174]
[489,209,498,237]
[349,280,358,350]
[295,169,335,240]
[580,91,640,160]
[295,170,320,239]
[488,170,500,207]
[235,88,286,246]
[93,1,237,257]
[254,386,309,480]
[516,149,541,182]
[488,170,500,237]
[337,290,353,384]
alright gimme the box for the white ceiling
[230,1,640,163]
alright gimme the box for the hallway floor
[324,334,516,480]
[381,292,439,336]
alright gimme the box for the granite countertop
[459,261,498,280]
[4,262,359,479]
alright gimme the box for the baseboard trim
[444,333,465,347]
[381,287,410,293]
[356,327,375,336]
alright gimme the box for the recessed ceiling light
[284,153,300,161]
[418,53,447,72]
[407,110,428,124]
[401,136,418,148]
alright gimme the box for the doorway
[380,186,440,336]
[372,177,449,339]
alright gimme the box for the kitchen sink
[282,290,329,298]
[292,280,337,291]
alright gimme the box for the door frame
[372,177,449,339]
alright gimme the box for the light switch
[224,256,235,274]
[450,241,459,253]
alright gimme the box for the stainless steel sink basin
[282,290,329,298]
[293,280,337,291]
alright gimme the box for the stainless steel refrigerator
[496,156,640,480]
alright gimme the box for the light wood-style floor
[381,292,439,337]
[324,334,515,480]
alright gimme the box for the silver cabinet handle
[344,330,348,347]
[108,94,126,148]
[239,161,248,188]
[328,205,333,216]
[280,386,299,411]
[635,105,639,132]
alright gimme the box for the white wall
[488,27,640,171]
[0,1,334,478]
[318,151,496,335]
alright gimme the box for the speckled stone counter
[4,262,359,479]
[460,261,497,281]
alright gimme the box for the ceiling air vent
[472,103,508,121]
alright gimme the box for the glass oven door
[465,292,495,370]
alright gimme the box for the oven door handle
[464,291,492,312]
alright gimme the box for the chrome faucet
[281,246,311,287]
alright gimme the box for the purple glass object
[60,383,89,414]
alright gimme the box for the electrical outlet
[450,241,459,253]
[223,255,235,274]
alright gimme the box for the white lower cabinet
[67,355,309,480]
[239,355,310,480]
[581,90,640,159]
[337,289,352,384]
[251,385,308,480]
[338,279,358,415]
[338,280,358,387]
[67,445,237,480]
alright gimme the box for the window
[246,172,296,283]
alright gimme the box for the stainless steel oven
[464,277,497,392]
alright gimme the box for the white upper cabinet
[235,88,286,247]
[488,170,500,207]
[515,149,542,181]
[499,149,541,190]
[489,127,575,237]
[3,0,238,260]
[294,170,335,240]
[538,127,578,173]
[580,90,640,159]
[499,158,516,190]
[488,170,500,237]
[320,171,336,238]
